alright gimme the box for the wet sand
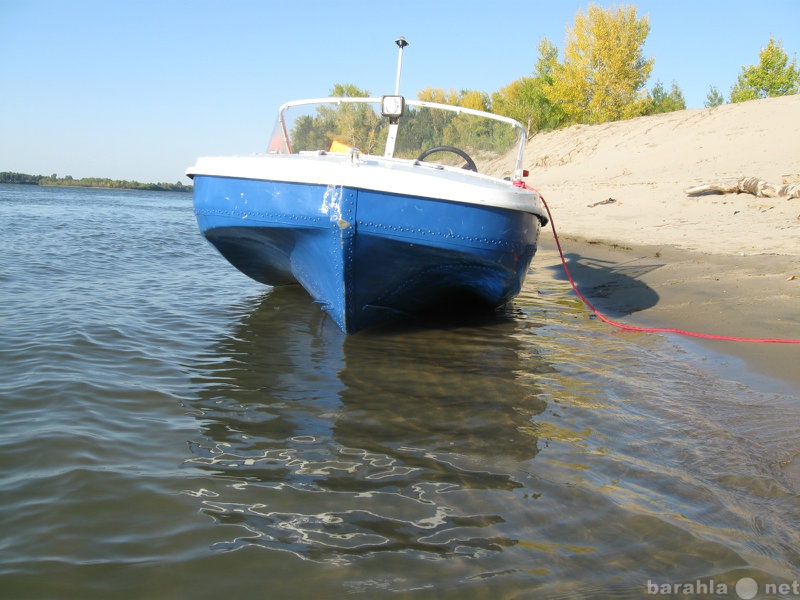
[536,237,800,391]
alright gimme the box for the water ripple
[2,186,799,598]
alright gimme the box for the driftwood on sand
[686,175,800,199]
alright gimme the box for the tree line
[417,4,798,134]
[0,171,192,192]
[289,6,800,163]
[294,5,798,155]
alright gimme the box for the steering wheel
[416,146,478,172]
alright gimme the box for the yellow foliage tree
[546,4,654,124]
[417,87,461,105]
[459,89,490,111]
[416,87,489,110]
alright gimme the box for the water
[1,184,798,599]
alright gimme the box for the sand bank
[521,95,800,389]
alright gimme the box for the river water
[1,184,798,599]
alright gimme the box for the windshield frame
[270,97,528,180]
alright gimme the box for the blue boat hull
[193,175,542,333]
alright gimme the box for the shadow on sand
[547,250,664,318]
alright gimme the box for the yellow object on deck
[329,140,351,153]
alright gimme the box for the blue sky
[1,0,798,183]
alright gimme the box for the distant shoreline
[0,171,192,193]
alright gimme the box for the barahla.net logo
[647,576,800,598]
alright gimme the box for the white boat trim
[186,153,545,217]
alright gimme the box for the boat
[186,38,548,333]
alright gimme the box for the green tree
[729,37,800,102]
[645,80,686,114]
[412,87,511,156]
[704,85,725,107]
[491,38,565,133]
[290,84,386,153]
[544,3,654,124]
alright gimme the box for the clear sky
[1,0,798,184]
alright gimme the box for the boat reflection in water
[185,285,550,564]
[182,281,800,597]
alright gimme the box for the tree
[330,83,370,98]
[415,87,491,109]
[729,37,800,102]
[544,4,654,124]
[290,83,386,153]
[645,80,686,114]
[413,87,511,154]
[491,38,565,133]
[416,87,462,105]
[458,89,491,112]
[704,86,725,108]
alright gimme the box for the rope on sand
[514,180,800,344]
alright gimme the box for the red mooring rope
[515,180,800,344]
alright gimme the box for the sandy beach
[520,94,800,389]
